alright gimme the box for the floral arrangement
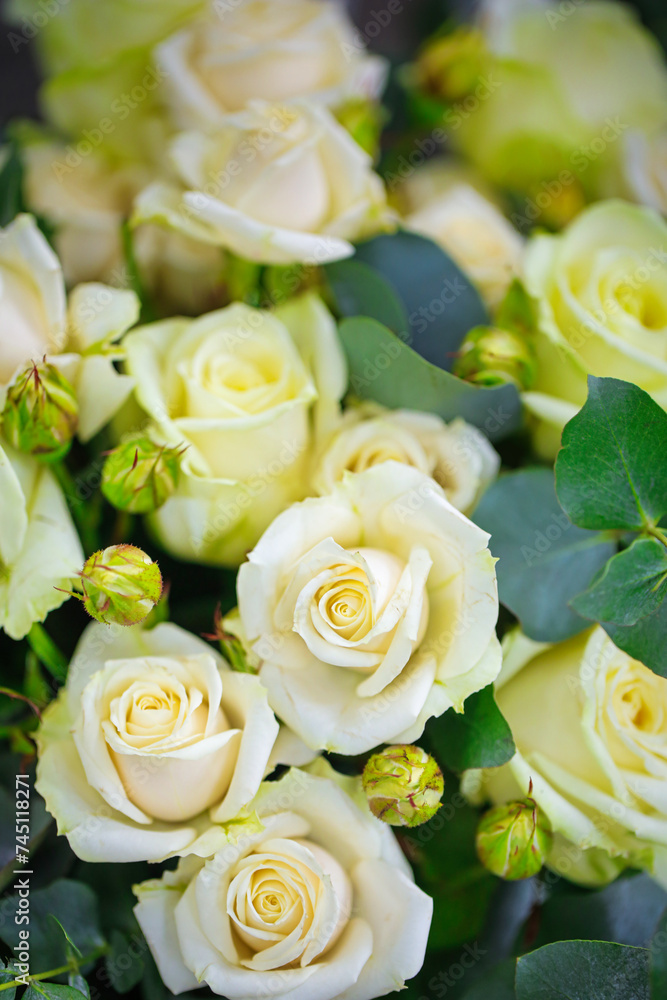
[0,0,666,998]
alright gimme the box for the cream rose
[237,462,501,754]
[36,621,283,863]
[521,200,667,457]
[312,403,499,515]
[123,293,346,566]
[622,129,667,216]
[134,766,432,1000]
[132,99,391,265]
[465,626,667,887]
[22,142,226,315]
[402,165,523,309]
[156,0,387,130]
[0,441,83,639]
[0,214,139,440]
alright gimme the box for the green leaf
[602,600,667,677]
[24,985,89,1000]
[429,684,515,772]
[533,873,667,951]
[0,961,17,1000]
[0,880,106,975]
[571,538,667,627]
[26,624,68,684]
[325,258,409,334]
[339,316,521,441]
[473,468,617,642]
[0,144,24,228]
[651,907,667,998]
[353,230,489,368]
[515,941,650,1000]
[556,377,667,531]
[105,930,145,994]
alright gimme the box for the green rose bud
[453,325,537,389]
[1,360,78,462]
[102,436,183,514]
[476,794,554,880]
[415,28,488,103]
[362,744,444,827]
[78,544,163,626]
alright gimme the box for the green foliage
[515,940,650,999]
[429,685,515,773]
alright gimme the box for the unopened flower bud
[78,544,163,626]
[102,436,182,514]
[453,325,536,389]
[362,744,444,827]
[415,28,488,103]
[335,98,384,159]
[476,795,553,880]
[2,360,78,461]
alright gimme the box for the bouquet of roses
[0,0,666,997]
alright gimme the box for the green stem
[646,525,667,551]
[0,946,108,990]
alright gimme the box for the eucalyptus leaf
[515,941,650,1000]
[556,377,667,531]
[473,468,617,642]
[105,930,145,994]
[339,316,521,441]
[428,684,515,772]
[602,600,667,677]
[24,985,88,1000]
[0,961,16,1000]
[353,230,489,367]
[324,258,408,333]
[0,880,106,975]
[571,538,667,627]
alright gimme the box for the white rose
[237,462,501,754]
[521,199,667,458]
[312,404,500,515]
[22,143,226,315]
[156,0,387,130]
[465,626,667,888]
[132,100,392,265]
[123,293,346,566]
[134,766,432,1000]
[403,166,523,308]
[0,214,139,440]
[36,621,282,863]
[0,441,83,639]
[622,128,667,216]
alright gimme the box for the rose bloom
[156,0,387,130]
[123,293,346,566]
[36,621,286,863]
[621,129,667,216]
[237,462,501,754]
[521,199,667,457]
[22,142,225,315]
[464,627,667,888]
[312,403,500,515]
[132,100,391,266]
[0,441,82,639]
[400,162,523,309]
[134,765,432,1000]
[0,213,138,440]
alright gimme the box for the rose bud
[102,435,183,514]
[362,744,444,828]
[78,544,162,626]
[453,325,536,389]
[2,359,78,461]
[476,792,553,880]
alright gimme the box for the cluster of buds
[102,435,184,514]
[1,359,78,461]
[475,789,553,880]
[362,744,444,827]
[73,544,163,626]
